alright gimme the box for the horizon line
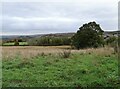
[0,30,119,36]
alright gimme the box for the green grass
[2,52,119,87]
[3,42,28,46]
[3,42,15,46]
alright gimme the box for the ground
[1,46,119,87]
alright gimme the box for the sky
[1,0,119,35]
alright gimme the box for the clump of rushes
[41,52,46,56]
[59,50,71,58]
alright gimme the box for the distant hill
[103,31,119,38]
[1,35,34,41]
[1,32,75,42]
[1,31,119,42]
[41,33,75,38]
[104,31,119,35]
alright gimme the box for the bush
[105,36,118,53]
[105,36,117,45]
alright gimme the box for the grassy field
[1,46,119,87]
[2,42,28,46]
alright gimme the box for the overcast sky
[1,0,119,35]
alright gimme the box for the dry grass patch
[1,46,116,60]
[1,46,70,59]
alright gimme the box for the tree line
[28,36,71,46]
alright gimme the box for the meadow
[1,46,119,87]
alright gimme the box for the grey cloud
[2,1,118,35]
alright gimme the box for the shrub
[105,36,118,53]
[105,36,117,45]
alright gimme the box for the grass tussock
[59,50,71,58]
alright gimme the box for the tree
[71,21,104,49]
[14,39,19,46]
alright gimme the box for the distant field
[2,46,119,87]
[2,42,28,46]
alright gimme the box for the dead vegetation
[1,46,70,59]
[1,46,116,60]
